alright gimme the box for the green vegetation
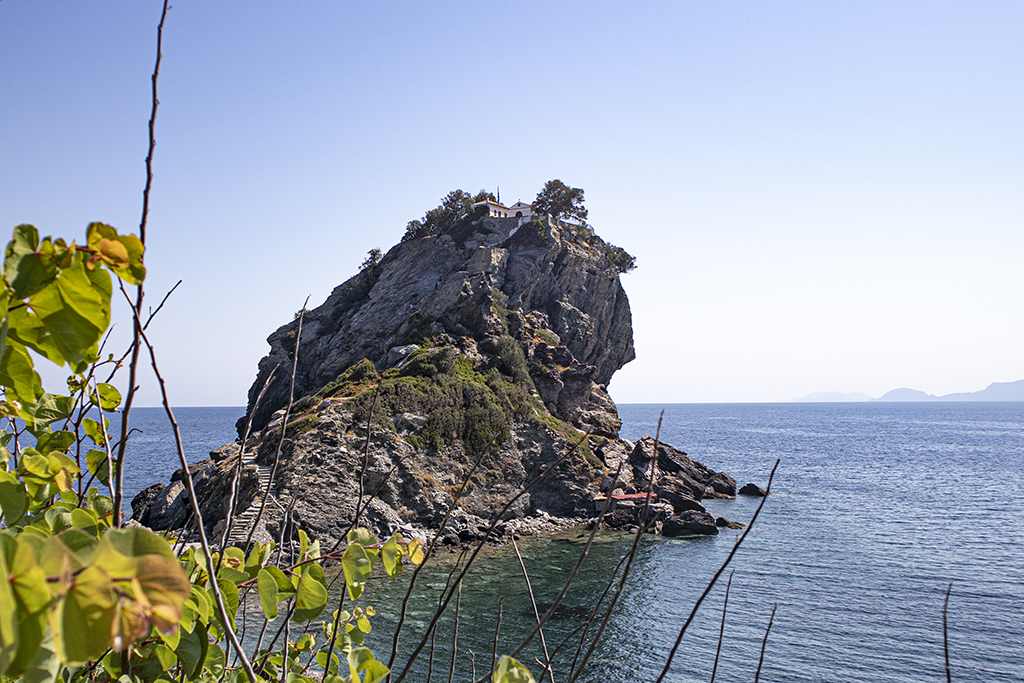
[401,189,494,242]
[347,347,532,453]
[360,248,382,271]
[321,358,379,398]
[533,179,588,224]
[396,310,435,347]
[603,243,637,273]
[535,329,559,347]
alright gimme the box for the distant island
[793,379,1024,402]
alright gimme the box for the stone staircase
[224,450,281,549]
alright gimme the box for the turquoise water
[121,403,1024,682]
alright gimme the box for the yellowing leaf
[493,655,536,683]
[407,537,425,565]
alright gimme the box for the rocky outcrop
[239,215,634,438]
[134,211,735,546]
[663,511,719,537]
[739,483,768,497]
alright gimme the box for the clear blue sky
[2,1,1022,405]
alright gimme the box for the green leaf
[261,564,295,598]
[345,647,388,683]
[94,383,121,411]
[32,397,73,433]
[16,628,59,683]
[28,276,103,369]
[53,257,109,335]
[98,527,176,561]
[70,509,100,537]
[0,547,21,676]
[346,527,379,570]
[49,564,118,665]
[10,543,50,614]
[33,428,75,454]
[362,659,389,683]
[244,542,270,579]
[86,450,111,486]
[0,341,43,404]
[5,306,64,366]
[174,621,208,679]
[213,579,239,628]
[381,533,402,579]
[153,642,176,671]
[257,568,279,620]
[292,563,327,623]
[493,655,536,683]
[82,418,108,447]
[0,300,9,363]
[4,225,57,299]
[203,641,225,678]
[346,527,378,549]
[0,471,27,525]
[356,614,371,633]
[133,554,191,611]
[43,508,72,533]
[341,543,372,601]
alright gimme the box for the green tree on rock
[534,179,588,224]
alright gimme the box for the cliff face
[242,215,635,439]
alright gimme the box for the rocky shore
[132,208,738,547]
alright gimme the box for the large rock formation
[240,214,634,439]
[133,211,734,547]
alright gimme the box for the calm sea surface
[120,403,1024,682]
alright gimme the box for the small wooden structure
[592,492,657,512]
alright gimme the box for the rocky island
[132,187,737,547]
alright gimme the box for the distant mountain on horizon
[792,380,1024,403]
[874,379,1024,402]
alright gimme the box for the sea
[117,402,1024,682]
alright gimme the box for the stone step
[224,451,281,548]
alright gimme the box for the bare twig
[103,280,182,385]
[653,459,780,683]
[566,553,629,676]
[134,322,259,683]
[446,581,462,683]
[246,297,309,550]
[512,539,555,683]
[112,0,169,527]
[709,572,733,683]
[490,598,503,677]
[943,581,952,683]
[351,385,381,531]
[754,604,777,682]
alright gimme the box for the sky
[1,1,1022,405]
